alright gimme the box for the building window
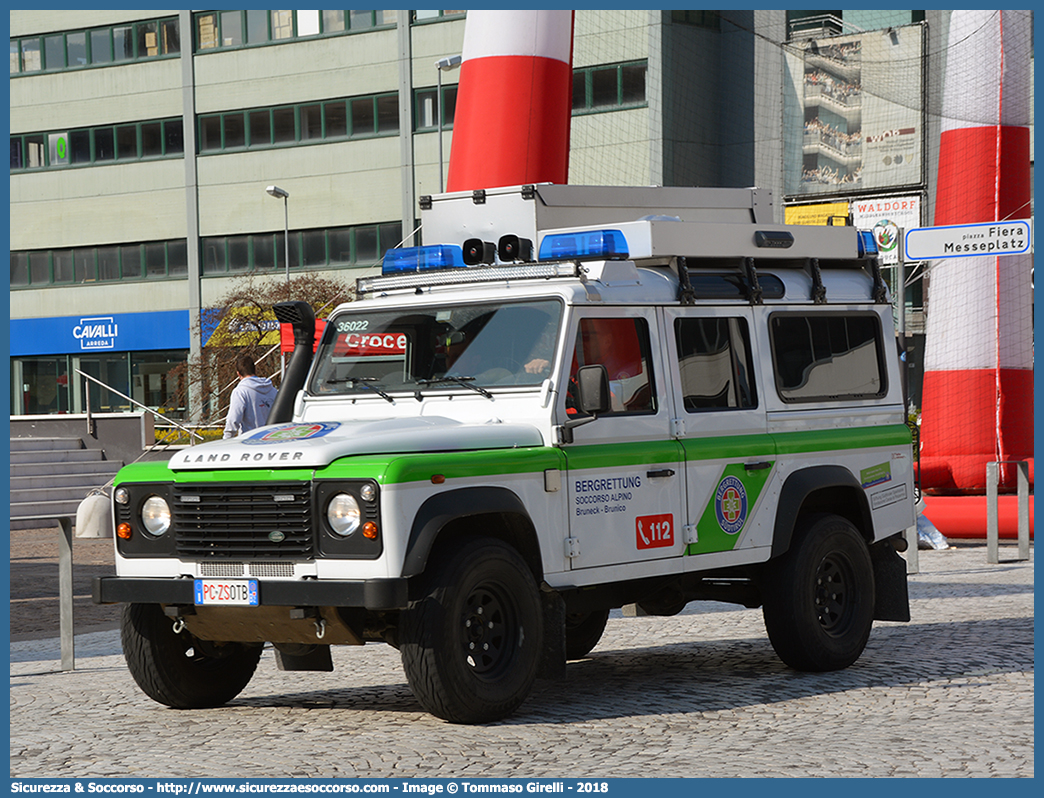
[10,17,179,75]
[412,11,466,24]
[671,11,721,29]
[11,239,189,288]
[11,118,183,171]
[194,9,395,52]
[201,222,403,276]
[415,84,458,130]
[11,350,191,418]
[572,61,648,114]
[198,94,399,154]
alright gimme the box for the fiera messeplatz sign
[10,310,190,357]
[904,220,1032,261]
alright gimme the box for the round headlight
[141,496,171,537]
[327,493,361,537]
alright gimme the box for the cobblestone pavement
[10,543,1033,779]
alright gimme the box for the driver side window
[568,317,656,415]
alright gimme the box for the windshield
[309,299,563,396]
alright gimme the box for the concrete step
[11,460,123,478]
[10,485,112,504]
[11,497,83,520]
[10,448,107,465]
[9,437,85,453]
[10,471,121,491]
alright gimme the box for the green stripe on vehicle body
[114,425,910,487]
[681,433,773,461]
[331,447,566,485]
[563,440,683,472]
[771,424,911,455]
[116,449,565,487]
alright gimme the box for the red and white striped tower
[919,10,1033,494]
[446,10,574,192]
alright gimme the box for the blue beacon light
[857,230,879,257]
[382,245,465,275]
[538,229,629,261]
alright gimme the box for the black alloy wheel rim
[461,583,514,678]
[814,552,855,635]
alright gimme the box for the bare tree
[166,273,355,426]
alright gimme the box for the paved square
[10,543,1033,778]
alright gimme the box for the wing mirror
[559,365,610,443]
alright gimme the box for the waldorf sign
[904,220,1032,261]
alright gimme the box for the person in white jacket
[223,353,279,438]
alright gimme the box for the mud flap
[538,588,566,680]
[870,540,911,622]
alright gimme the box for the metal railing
[76,368,205,445]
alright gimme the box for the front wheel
[399,538,543,723]
[121,603,262,708]
[761,514,875,672]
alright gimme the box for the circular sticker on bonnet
[244,422,341,444]
[714,475,748,535]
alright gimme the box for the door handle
[646,468,675,478]
[743,461,772,471]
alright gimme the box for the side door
[664,307,779,567]
[559,309,685,574]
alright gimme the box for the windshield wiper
[325,376,394,403]
[415,376,493,399]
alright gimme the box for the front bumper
[92,575,409,611]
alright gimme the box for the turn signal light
[363,522,379,540]
[117,523,132,540]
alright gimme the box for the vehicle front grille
[173,482,313,559]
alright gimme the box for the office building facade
[9,10,992,418]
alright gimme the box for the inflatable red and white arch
[919,10,1033,535]
[446,9,574,192]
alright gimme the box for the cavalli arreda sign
[73,316,119,350]
[904,220,1032,261]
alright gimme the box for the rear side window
[770,313,886,402]
[675,316,757,411]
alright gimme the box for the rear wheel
[762,514,874,671]
[399,538,542,723]
[121,603,262,708]
[565,609,610,660]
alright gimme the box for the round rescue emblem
[245,422,340,444]
[714,476,748,535]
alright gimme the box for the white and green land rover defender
[95,184,915,723]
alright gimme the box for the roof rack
[356,261,580,296]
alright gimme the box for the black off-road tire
[762,514,875,672]
[399,538,543,723]
[565,609,610,660]
[121,603,263,709]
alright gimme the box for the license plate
[194,579,259,606]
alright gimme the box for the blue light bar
[538,229,629,261]
[857,230,879,257]
[382,245,465,275]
